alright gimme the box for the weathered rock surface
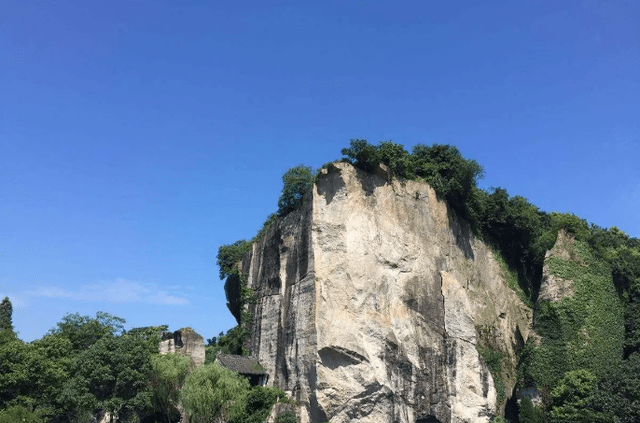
[239,163,532,423]
[159,328,205,367]
[539,230,578,302]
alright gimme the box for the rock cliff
[236,163,532,423]
[159,328,206,367]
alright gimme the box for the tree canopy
[277,164,314,216]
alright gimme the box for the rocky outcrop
[238,163,532,423]
[159,328,205,367]
[539,230,578,302]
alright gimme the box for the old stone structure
[159,328,205,367]
[215,353,269,386]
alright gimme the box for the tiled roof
[216,353,267,375]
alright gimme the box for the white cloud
[148,291,189,305]
[0,294,27,308]
[28,279,189,305]
[29,287,74,298]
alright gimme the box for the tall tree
[0,297,14,335]
[150,353,193,423]
[49,311,125,351]
[59,333,155,422]
[181,363,250,423]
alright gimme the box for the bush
[217,240,252,280]
[548,369,610,423]
[0,406,45,423]
[477,346,506,405]
[276,411,297,423]
[277,165,314,216]
[410,143,483,216]
[341,139,484,220]
[181,363,250,423]
[519,395,543,423]
[230,386,286,423]
[340,138,383,173]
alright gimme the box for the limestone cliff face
[159,329,206,367]
[240,163,532,423]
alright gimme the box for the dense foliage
[341,139,483,220]
[276,411,297,423]
[0,312,163,422]
[180,362,250,423]
[0,309,292,422]
[149,352,192,423]
[277,165,314,216]
[205,325,247,360]
[217,240,252,280]
[519,396,543,423]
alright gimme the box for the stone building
[215,352,269,386]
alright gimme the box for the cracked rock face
[241,163,531,423]
[159,329,205,367]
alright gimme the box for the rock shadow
[318,346,367,370]
[316,164,346,205]
[448,211,475,260]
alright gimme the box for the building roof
[216,353,267,375]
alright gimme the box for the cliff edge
[237,162,532,423]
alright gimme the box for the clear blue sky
[1,0,638,342]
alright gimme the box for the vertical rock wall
[159,329,205,367]
[242,162,532,423]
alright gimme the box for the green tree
[592,352,640,423]
[377,140,412,178]
[0,335,28,408]
[217,240,252,280]
[340,138,382,172]
[0,297,14,336]
[410,143,483,217]
[49,312,125,351]
[519,396,543,423]
[127,325,169,354]
[180,363,250,423]
[341,140,484,218]
[476,188,552,297]
[205,326,247,361]
[150,353,193,423]
[0,332,73,415]
[230,386,286,423]
[59,332,155,422]
[277,165,314,216]
[0,405,45,423]
[23,334,73,414]
[549,369,610,423]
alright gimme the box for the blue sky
[1,0,638,342]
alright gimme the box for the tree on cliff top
[277,164,314,217]
[217,240,252,280]
[341,139,483,219]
